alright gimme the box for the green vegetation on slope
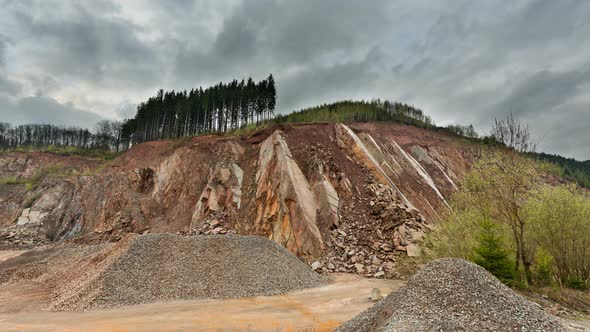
[0,163,64,191]
[531,152,590,188]
[426,151,590,291]
[0,145,121,160]
[273,100,435,128]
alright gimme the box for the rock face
[312,178,340,229]
[0,123,477,270]
[191,163,244,225]
[254,130,323,260]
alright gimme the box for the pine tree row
[122,74,276,144]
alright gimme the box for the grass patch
[531,286,590,314]
[0,163,64,192]
[1,145,121,160]
[0,176,21,185]
[170,135,194,150]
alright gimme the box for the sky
[1,0,589,160]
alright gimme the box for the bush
[422,208,482,260]
[534,247,553,287]
[0,176,21,185]
[526,185,590,285]
[566,278,589,290]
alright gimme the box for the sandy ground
[0,248,402,332]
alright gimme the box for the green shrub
[566,278,588,290]
[0,176,21,185]
[534,247,553,287]
[526,185,590,285]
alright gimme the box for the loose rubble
[314,183,428,278]
[0,234,327,311]
[337,258,565,332]
[0,224,50,249]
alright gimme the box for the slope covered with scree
[337,258,565,332]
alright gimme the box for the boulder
[406,244,421,257]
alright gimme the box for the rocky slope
[0,122,476,274]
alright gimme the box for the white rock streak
[389,139,450,208]
[339,124,414,209]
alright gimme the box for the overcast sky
[1,0,589,159]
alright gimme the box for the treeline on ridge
[274,100,435,128]
[532,152,590,188]
[0,121,126,153]
[121,75,276,144]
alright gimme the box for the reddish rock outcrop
[253,130,323,260]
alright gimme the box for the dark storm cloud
[1,0,590,159]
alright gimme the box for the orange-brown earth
[0,123,477,273]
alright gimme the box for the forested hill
[274,100,435,128]
[532,152,590,188]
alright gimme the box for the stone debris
[0,234,327,311]
[337,258,565,332]
[315,183,427,278]
[370,288,383,302]
[0,224,49,248]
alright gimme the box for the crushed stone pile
[46,234,327,311]
[337,258,565,332]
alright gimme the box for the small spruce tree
[471,220,515,285]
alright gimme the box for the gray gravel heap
[52,234,327,311]
[337,258,565,332]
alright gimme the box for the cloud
[492,68,590,118]
[1,0,590,159]
[0,75,20,96]
[0,94,104,128]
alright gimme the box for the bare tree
[490,113,537,153]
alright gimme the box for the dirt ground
[1,250,588,331]
[0,250,402,331]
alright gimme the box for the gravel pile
[50,234,327,311]
[337,258,565,332]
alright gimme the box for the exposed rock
[0,123,478,270]
[191,163,244,227]
[311,261,322,271]
[312,178,340,229]
[406,244,421,257]
[254,130,323,261]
